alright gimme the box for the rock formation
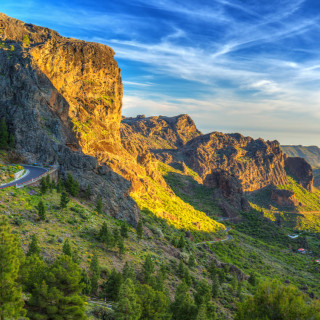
[0,13,139,224]
[285,157,314,192]
[271,189,299,207]
[181,133,288,191]
[121,114,201,150]
[204,170,250,217]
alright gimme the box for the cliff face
[122,116,289,192]
[0,13,139,224]
[121,114,201,150]
[181,133,288,192]
[282,145,320,168]
[285,157,314,192]
[121,115,292,216]
[1,13,122,157]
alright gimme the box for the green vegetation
[0,158,319,319]
[249,175,320,232]
[132,169,224,233]
[22,35,30,47]
[0,118,15,150]
[0,163,23,184]
[236,280,320,320]
[158,162,222,218]
[0,217,25,320]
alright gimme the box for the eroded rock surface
[285,157,314,192]
[0,13,139,224]
[271,189,299,207]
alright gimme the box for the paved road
[0,165,47,188]
[195,227,232,246]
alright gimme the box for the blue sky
[2,0,320,145]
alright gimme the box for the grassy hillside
[1,160,320,319]
[249,175,320,233]
[131,163,225,234]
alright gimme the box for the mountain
[282,145,320,187]
[1,13,320,320]
[282,145,320,168]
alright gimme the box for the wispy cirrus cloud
[2,0,320,145]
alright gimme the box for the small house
[298,248,306,254]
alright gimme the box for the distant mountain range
[281,145,320,168]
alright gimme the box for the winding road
[0,165,48,189]
[195,227,232,246]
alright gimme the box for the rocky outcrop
[204,170,250,217]
[285,157,314,192]
[121,114,201,150]
[0,13,139,224]
[282,145,320,168]
[181,132,287,192]
[271,189,299,207]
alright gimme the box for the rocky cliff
[0,13,139,224]
[121,114,201,151]
[285,157,314,192]
[282,145,320,168]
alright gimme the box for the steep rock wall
[0,13,139,224]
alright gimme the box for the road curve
[195,227,232,246]
[0,165,47,189]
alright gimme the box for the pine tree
[85,185,91,200]
[99,222,114,249]
[113,227,120,245]
[237,280,242,297]
[8,133,14,149]
[99,222,109,241]
[188,253,196,268]
[178,259,185,278]
[57,178,63,193]
[65,173,74,194]
[122,261,136,282]
[231,275,238,292]
[60,191,69,209]
[90,252,100,295]
[136,283,170,320]
[196,304,207,320]
[212,274,219,298]
[37,200,46,221]
[40,177,48,195]
[80,269,92,295]
[0,118,9,149]
[27,255,86,320]
[115,279,141,320]
[27,234,41,257]
[171,281,197,320]
[194,279,211,307]
[178,235,185,249]
[19,253,46,293]
[184,267,192,287]
[248,272,256,286]
[136,219,143,241]
[143,254,155,284]
[62,238,72,257]
[104,268,123,301]
[120,221,129,238]
[118,237,125,256]
[0,217,25,320]
[96,196,103,214]
[208,261,217,279]
[45,175,50,191]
